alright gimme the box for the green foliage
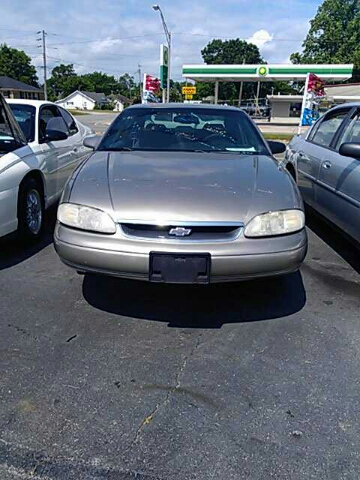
[46,64,137,101]
[201,38,264,65]
[291,0,360,79]
[0,44,38,86]
[199,38,265,102]
[118,73,136,98]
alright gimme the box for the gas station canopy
[182,64,354,82]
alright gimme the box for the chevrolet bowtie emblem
[169,227,192,237]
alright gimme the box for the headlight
[58,203,116,234]
[244,210,305,238]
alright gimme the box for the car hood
[69,151,301,224]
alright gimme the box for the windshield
[98,107,268,154]
[0,102,19,154]
[9,104,36,142]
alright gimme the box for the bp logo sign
[258,66,268,77]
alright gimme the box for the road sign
[160,44,169,89]
[185,94,193,100]
[182,86,196,95]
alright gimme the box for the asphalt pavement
[1,112,360,479]
[0,201,360,480]
[78,112,118,135]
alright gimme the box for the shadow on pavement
[82,271,306,328]
[305,205,360,275]
[0,204,57,271]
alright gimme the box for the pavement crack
[123,333,202,455]
[66,334,77,343]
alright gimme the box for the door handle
[322,161,332,169]
[298,152,310,163]
[72,147,78,153]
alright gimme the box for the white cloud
[247,29,274,49]
[0,0,320,81]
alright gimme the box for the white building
[56,90,108,110]
[108,94,132,112]
[324,83,360,103]
[267,94,304,119]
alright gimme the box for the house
[266,94,304,119]
[55,90,108,110]
[108,93,132,112]
[324,83,360,103]
[0,76,44,100]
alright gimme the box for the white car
[0,96,92,241]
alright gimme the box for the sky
[1,0,322,84]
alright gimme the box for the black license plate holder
[149,252,211,284]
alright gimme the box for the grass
[263,133,295,142]
[67,110,90,116]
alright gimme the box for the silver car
[54,104,307,284]
[285,103,360,244]
[0,95,91,241]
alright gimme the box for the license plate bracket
[149,252,211,284]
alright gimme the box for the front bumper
[54,223,308,283]
[0,186,18,238]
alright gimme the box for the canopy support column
[214,81,219,104]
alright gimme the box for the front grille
[120,223,242,242]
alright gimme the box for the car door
[39,105,74,200]
[298,108,351,210]
[316,108,360,242]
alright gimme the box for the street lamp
[152,4,171,103]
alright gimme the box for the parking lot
[0,177,359,478]
[0,113,359,480]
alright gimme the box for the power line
[37,30,48,100]
[173,32,304,42]
[46,32,164,47]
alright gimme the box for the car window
[39,105,67,142]
[336,111,360,149]
[59,107,79,136]
[0,103,17,154]
[99,108,269,155]
[311,110,349,148]
[8,104,36,142]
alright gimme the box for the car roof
[328,102,360,111]
[127,102,241,112]
[6,99,58,108]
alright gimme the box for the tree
[291,0,360,79]
[202,38,264,65]
[118,73,136,98]
[200,39,265,102]
[81,72,119,95]
[0,44,38,86]
[46,64,77,100]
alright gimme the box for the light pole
[152,4,171,103]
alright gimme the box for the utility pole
[238,58,245,108]
[152,5,171,103]
[137,64,142,98]
[37,30,47,101]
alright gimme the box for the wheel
[17,177,44,242]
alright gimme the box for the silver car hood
[69,151,301,224]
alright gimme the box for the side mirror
[45,129,68,142]
[339,142,360,160]
[84,135,102,150]
[267,140,286,155]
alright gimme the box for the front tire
[18,177,44,242]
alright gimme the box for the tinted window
[311,110,349,148]
[0,102,17,153]
[39,105,67,142]
[99,108,268,154]
[336,111,360,148]
[59,107,78,136]
[9,104,36,142]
